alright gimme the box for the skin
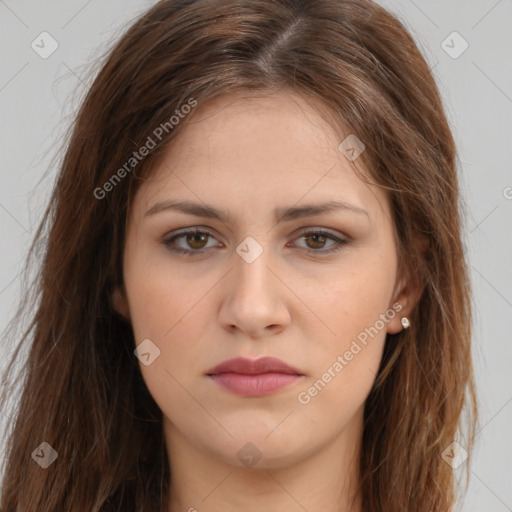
[114,91,421,512]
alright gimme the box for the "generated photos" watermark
[93,97,197,200]
[297,302,403,405]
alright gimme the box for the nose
[218,242,291,339]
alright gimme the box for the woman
[0,0,477,510]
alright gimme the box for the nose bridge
[232,234,274,301]
[219,234,289,336]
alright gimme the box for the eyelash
[162,228,349,257]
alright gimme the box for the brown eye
[304,232,328,249]
[162,228,221,255]
[186,232,209,249]
[291,229,349,255]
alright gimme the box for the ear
[111,285,131,321]
[386,235,428,335]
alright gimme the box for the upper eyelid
[164,227,222,243]
[163,226,347,246]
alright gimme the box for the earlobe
[400,317,410,329]
[111,286,131,321]
[387,297,416,334]
[386,272,424,335]
[387,235,428,335]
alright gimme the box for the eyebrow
[144,199,369,223]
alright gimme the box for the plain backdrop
[0,1,511,510]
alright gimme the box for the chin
[210,428,309,470]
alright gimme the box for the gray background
[0,1,511,510]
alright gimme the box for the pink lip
[206,357,304,397]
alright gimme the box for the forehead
[167,91,347,167]
[132,91,391,223]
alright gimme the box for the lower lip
[208,372,303,397]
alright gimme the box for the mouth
[206,356,305,397]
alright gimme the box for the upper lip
[206,356,304,376]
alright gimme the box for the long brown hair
[0,0,477,510]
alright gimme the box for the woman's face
[118,91,410,470]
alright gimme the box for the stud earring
[401,317,410,329]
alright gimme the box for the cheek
[124,243,211,342]
[294,251,395,411]
[295,295,389,440]
[126,267,214,437]
[127,285,214,385]
[123,248,216,394]
[307,249,396,346]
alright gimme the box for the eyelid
[288,228,349,253]
[292,226,348,241]
[162,226,350,256]
[162,226,224,248]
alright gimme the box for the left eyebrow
[144,199,369,223]
[275,200,369,222]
